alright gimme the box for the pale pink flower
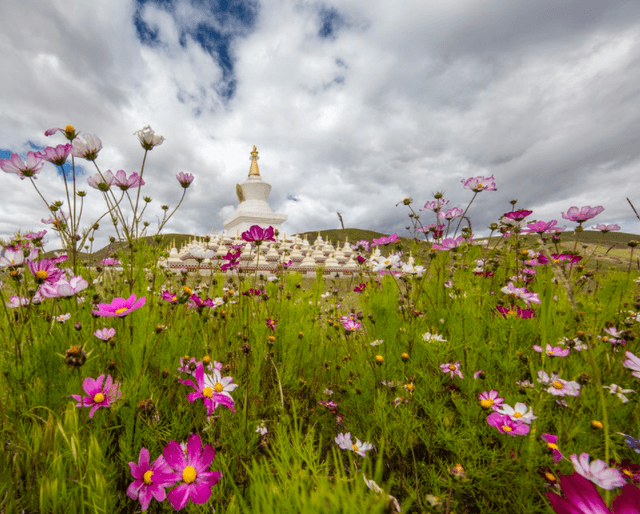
[532,344,570,357]
[135,126,165,150]
[522,220,566,234]
[440,361,463,379]
[420,199,450,212]
[461,175,496,192]
[0,151,44,179]
[87,170,115,191]
[335,432,374,457]
[623,351,640,379]
[593,223,621,233]
[72,134,102,161]
[561,205,604,223]
[39,144,73,166]
[432,236,467,251]
[113,170,145,190]
[478,390,503,410]
[94,327,116,341]
[570,453,627,490]
[176,171,194,188]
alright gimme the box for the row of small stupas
[158,232,390,276]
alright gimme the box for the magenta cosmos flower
[70,374,121,418]
[548,472,640,514]
[372,233,400,247]
[28,258,65,284]
[341,318,361,331]
[180,362,237,415]
[242,225,275,245]
[92,294,146,317]
[265,318,277,331]
[461,175,496,192]
[486,412,529,436]
[39,144,73,166]
[163,433,222,510]
[0,151,45,180]
[503,209,533,221]
[496,305,535,319]
[127,447,177,511]
[541,434,564,463]
[561,205,604,223]
[176,171,194,188]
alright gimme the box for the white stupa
[223,146,287,235]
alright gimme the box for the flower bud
[64,345,86,367]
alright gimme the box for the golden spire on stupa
[249,145,260,177]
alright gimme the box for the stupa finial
[249,145,260,176]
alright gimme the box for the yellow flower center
[352,444,359,452]
[143,470,154,485]
[552,381,563,389]
[183,286,192,295]
[406,383,415,392]
[65,125,75,133]
[544,472,556,481]
[35,270,48,280]
[477,183,483,189]
[547,443,558,450]
[624,469,633,477]
[202,387,213,398]
[182,466,197,484]
[214,383,224,393]
[480,399,494,408]
[513,412,523,418]
[449,364,456,371]
[115,307,128,315]
[10,269,19,277]
[502,425,512,432]
[375,355,384,362]
[202,356,211,364]
[93,393,105,403]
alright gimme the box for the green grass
[1,231,639,514]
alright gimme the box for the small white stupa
[223,145,287,235]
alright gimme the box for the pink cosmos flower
[335,433,374,457]
[432,236,467,251]
[70,374,121,418]
[101,257,120,266]
[39,275,88,298]
[350,240,371,252]
[420,199,450,212]
[478,390,504,411]
[522,220,566,234]
[444,207,463,220]
[87,170,115,191]
[461,175,496,192]
[176,171,194,188]
[571,453,627,490]
[5,295,33,308]
[162,433,222,510]
[547,472,640,514]
[440,361,463,379]
[28,258,64,284]
[341,318,361,332]
[538,371,581,397]
[503,209,533,221]
[113,170,145,190]
[127,447,177,511]
[541,434,564,463]
[500,282,541,304]
[495,305,535,319]
[561,205,604,223]
[532,344,570,357]
[180,362,237,415]
[242,225,275,245]
[0,247,25,267]
[372,233,400,246]
[94,327,116,341]
[486,412,530,436]
[593,224,621,233]
[623,351,640,379]
[72,134,102,161]
[0,151,45,179]
[39,144,73,166]
[92,294,146,317]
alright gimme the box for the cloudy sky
[2,0,640,251]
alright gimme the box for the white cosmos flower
[497,402,537,424]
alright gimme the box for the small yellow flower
[591,420,603,429]
[375,355,384,365]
